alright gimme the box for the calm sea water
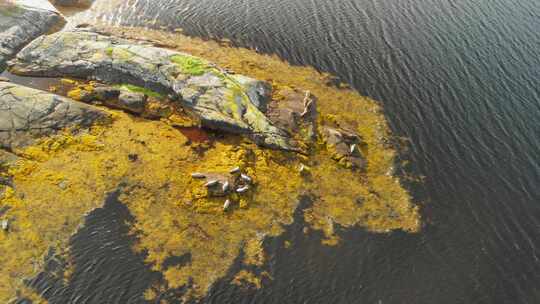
[47,0,540,303]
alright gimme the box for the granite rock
[9,30,297,151]
[0,82,108,150]
[0,0,65,72]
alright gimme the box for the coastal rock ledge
[0,0,65,73]
[0,81,108,150]
[9,29,300,151]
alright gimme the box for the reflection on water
[41,0,540,303]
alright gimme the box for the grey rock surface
[10,30,297,151]
[230,74,272,113]
[116,91,147,114]
[0,82,108,150]
[0,0,65,72]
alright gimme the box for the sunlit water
[39,0,540,303]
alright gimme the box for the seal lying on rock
[9,29,298,151]
[322,126,367,170]
[0,82,108,150]
[266,88,318,148]
[0,0,65,72]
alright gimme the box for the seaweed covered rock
[322,126,367,170]
[0,82,108,150]
[267,88,318,148]
[0,0,65,72]
[9,30,297,151]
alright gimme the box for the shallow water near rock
[61,0,540,303]
[0,71,63,92]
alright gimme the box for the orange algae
[0,25,420,302]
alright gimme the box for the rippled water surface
[65,0,540,303]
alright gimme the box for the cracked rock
[0,82,108,150]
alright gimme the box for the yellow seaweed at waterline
[0,25,419,303]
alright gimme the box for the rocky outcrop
[9,30,298,151]
[0,0,65,72]
[266,88,318,147]
[0,82,108,150]
[69,84,148,115]
[322,126,367,170]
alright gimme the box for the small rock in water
[1,219,9,231]
[205,180,219,187]
[191,173,206,179]
[223,199,231,211]
[236,185,249,193]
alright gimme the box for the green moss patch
[115,84,164,99]
[170,55,208,76]
[105,47,114,57]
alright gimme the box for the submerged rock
[9,30,297,151]
[0,82,108,150]
[0,0,65,72]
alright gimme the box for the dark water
[25,191,159,304]
[59,0,540,303]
